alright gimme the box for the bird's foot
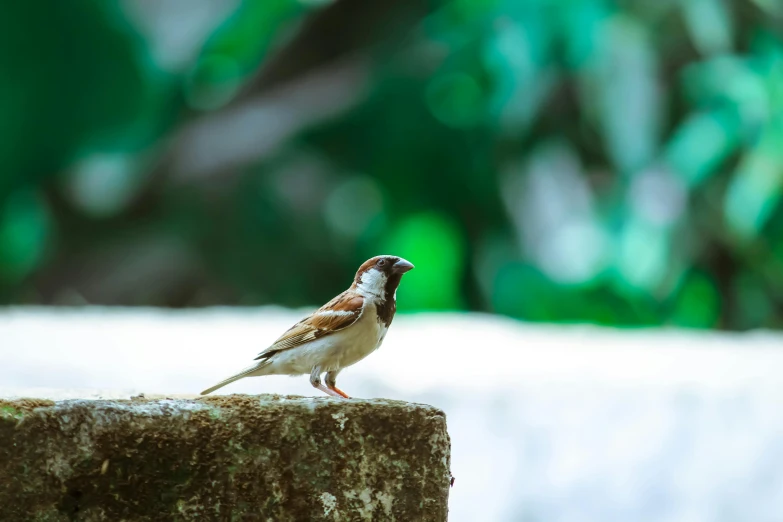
[314,383,348,399]
[328,385,350,399]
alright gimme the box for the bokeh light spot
[383,212,465,311]
[324,176,385,239]
[0,191,50,283]
[66,153,140,218]
[426,72,484,129]
[185,53,243,110]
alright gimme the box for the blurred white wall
[2,307,782,522]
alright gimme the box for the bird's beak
[392,258,414,274]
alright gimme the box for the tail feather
[200,362,270,395]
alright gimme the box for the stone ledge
[0,395,451,521]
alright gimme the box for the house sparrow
[200,255,414,398]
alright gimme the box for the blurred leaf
[560,0,612,69]
[426,72,485,128]
[0,191,50,283]
[749,0,783,16]
[682,56,768,127]
[190,0,308,110]
[588,16,662,173]
[448,0,501,22]
[680,0,734,56]
[185,54,244,110]
[670,270,720,328]
[507,140,610,285]
[664,108,741,187]
[383,212,466,311]
[483,12,553,133]
[614,216,670,294]
[200,0,305,75]
[724,119,783,239]
[733,270,772,330]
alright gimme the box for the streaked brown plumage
[200,255,414,398]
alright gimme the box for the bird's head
[353,255,414,299]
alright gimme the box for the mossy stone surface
[0,395,451,521]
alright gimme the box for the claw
[328,385,350,399]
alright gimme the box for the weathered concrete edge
[0,394,450,423]
[0,394,452,521]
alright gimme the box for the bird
[200,255,414,398]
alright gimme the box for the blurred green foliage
[1,0,783,330]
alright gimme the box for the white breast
[328,301,384,369]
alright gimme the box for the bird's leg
[310,367,343,398]
[325,370,350,399]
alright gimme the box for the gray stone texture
[0,395,451,521]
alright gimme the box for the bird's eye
[378,259,387,267]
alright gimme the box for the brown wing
[254,291,364,360]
